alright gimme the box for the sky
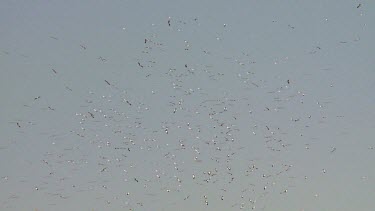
[1,0,374,210]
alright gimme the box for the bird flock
[1,2,372,211]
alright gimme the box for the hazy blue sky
[1,1,374,210]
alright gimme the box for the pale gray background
[1,0,374,210]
